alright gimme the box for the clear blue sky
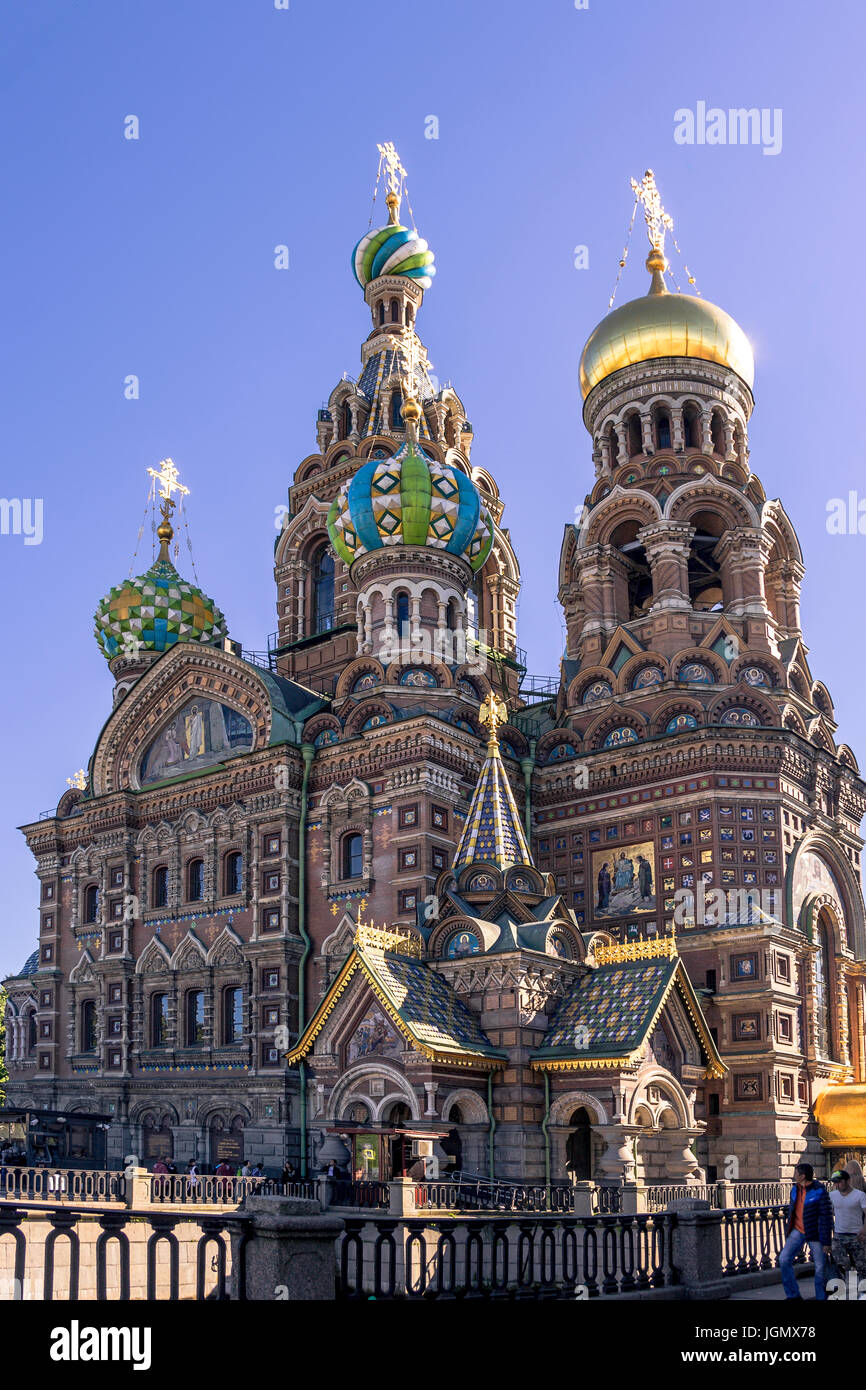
[2,0,864,976]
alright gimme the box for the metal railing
[412,1180,577,1213]
[721,1205,807,1277]
[645,1183,720,1211]
[338,1211,679,1299]
[330,1179,390,1210]
[144,1175,315,1206]
[0,1199,245,1300]
[0,1167,124,1204]
[731,1181,790,1207]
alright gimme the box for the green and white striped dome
[327,440,493,572]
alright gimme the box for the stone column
[596,1124,640,1181]
[230,1195,345,1301]
[665,1127,705,1182]
[640,523,695,612]
[666,1198,729,1300]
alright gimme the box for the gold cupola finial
[147,457,190,563]
[479,693,508,755]
[630,169,675,296]
[378,141,407,226]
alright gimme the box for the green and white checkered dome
[94,557,228,663]
[327,439,494,573]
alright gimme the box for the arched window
[710,410,725,455]
[447,1104,464,1124]
[610,519,653,621]
[467,574,483,636]
[682,404,700,450]
[225,852,243,896]
[378,301,386,326]
[607,425,620,467]
[151,993,168,1047]
[655,411,672,450]
[687,510,726,611]
[395,591,410,636]
[391,393,403,429]
[312,546,335,635]
[27,1011,37,1054]
[342,400,353,438]
[815,912,836,1060]
[390,298,400,324]
[627,414,643,457]
[446,598,459,631]
[406,306,414,329]
[566,1107,592,1181]
[223,987,243,1045]
[81,1000,97,1053]
[83,884,99,924]
[342,833,363,880]
[187,859,204,902]
[186,990,205,1047]
[153,866,168,909]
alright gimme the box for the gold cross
[147,458,190,505]
[630,169,675,253]
[67,769,87,790]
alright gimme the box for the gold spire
[147,458,189,563]
[479,693,508,755]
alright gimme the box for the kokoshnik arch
[4,153,865,1185]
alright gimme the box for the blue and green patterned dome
[94,556,228,663]
[352,220,435,291]
[327,439,493,572]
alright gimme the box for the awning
[815,1085,866,1147]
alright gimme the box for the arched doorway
[141,1114,174,1165]
[566,1107,593,1181]
[209,1114,245,1171]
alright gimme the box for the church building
[4,152,865,1185]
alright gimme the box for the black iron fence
[721,1204,807,1277]
[337,1212,678,1299]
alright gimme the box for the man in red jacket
[780,1162,834,1300]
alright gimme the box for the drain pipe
[542,1071,552,1203]
[487,1072,496,1181]
[520,738,537,846]
[296,742,315,1178]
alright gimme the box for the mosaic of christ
[591,840,656,918]
[139,697,254,785]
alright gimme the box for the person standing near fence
[780,1162,833,1299]
[829,1169,866,1282]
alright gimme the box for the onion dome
[579,244,754,399]
[94,556,227,661]
[327,434,493,572]
[352,188,435,290]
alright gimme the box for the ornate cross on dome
[66,769,87,790]
[378,141,407,225]
[147,458,189,563]
[479,693,508,750]
[630,169,674,253]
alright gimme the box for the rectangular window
[432,806,449,831]
[262,908,281,932]
[263,834,281,857]
[224,988,244,1045]
[431,846,447,871]
[40,1053,52,1070]
[775,953,791,982]
[186,990,205,1047]
[262,969,280,991]
[108,1016,122,1036]
[40,1020,51,1038]
[399,848,419,871]
[399,889,418,913]
[705,969,717,992]
[111,868,124,887]
[399,805,418,828]
[41,944,53,962]
[109,932,122,953]
[40,990,52,1007]
[109,984,122,1004]
[776,1012,793,1042]
[107,1050,122,1070]
[264,872,280,894]
[42,915,54,933]
[263,1005,279,1027]
[261,1045,280,1067]
[42,883,55,901]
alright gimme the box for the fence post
[124,1167,152,1209]
[716,1181,738,1209]
[620,1183,648,1214]
[389,1178,417,1216]
[230,1195,345,1301]
[316,1176,334,1210]
[572,1181,595,1216]
[666,1198,730,1300]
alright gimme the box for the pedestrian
[779,1162,833,1300]
[240,1160,252,1178]
[166,1160,177,1175]
[215,1159,234,1177]
[152,1158,168,1175]
[251,1162,264,1179]
[282,1162,296,1185]
[186,1159,199,1197]
[829,1168,866,1281]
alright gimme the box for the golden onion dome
[579,249,754,399]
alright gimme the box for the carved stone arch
[342,700,395,738]
[328,1062,418,1124]
[788,666,810,701]
[664,474,760,529]
[730,656,783,689]
[807,717,836,753]
[616,651,670,694]
[548,1091,609,1126]
[453,664,490,702]
[781,704,808,736]
[811,681,834,720]
[672,648,728,684]
[707,690,776,726]
[650,699,705,737]
[303,714,342,747]
[357,435,396,460]
[584,703,649,751]
[170,931,209,972]
[69,951,96,985]
[274,493,332,566]
[558,522,580,591]
[135,936,173,975]
[580,488,663,549]
[319,777,370,808]
[335,657,386,702]
[91,643,273,796]
[628,1068,693,1127]
[320,915,357,959]
[197,1099,251,1127]
[439,1088,489,1125]
[383,657,451,688]
[470,467,499,500]
[565,665,615,709]
[207,926,245,968]
[761,499,804,567]
[586,931,616,961]
[535,728,583,765]
[838,743,859,773]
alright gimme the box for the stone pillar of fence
[571,1181,596,1216]
[620,1183,648,1214]
[715,1181,737,1208]
[316,1176,334,1210]
[666,1198,729,1300]
[230,1195,345,1301]
[389,1177,417,1216]
[124,1167,152,1208]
